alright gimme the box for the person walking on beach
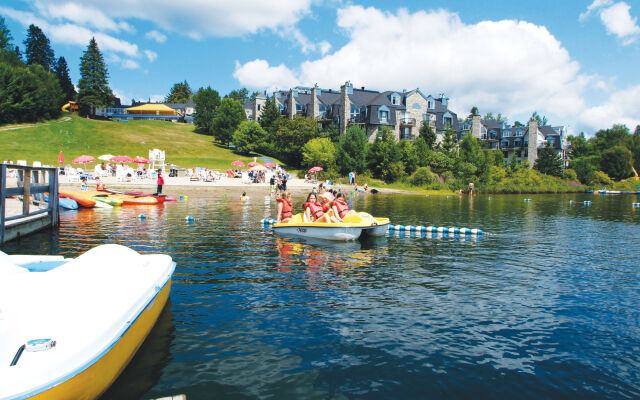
[156,169,164,195]
[349,171,355,185]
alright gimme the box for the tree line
[0,17,114,124]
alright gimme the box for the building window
[444,117,452,128]
[379,110,389,122]
[401,127,412,140]
[257,104,261,111]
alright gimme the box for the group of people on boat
[276,189,355,224]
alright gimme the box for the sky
[1,0,639,135]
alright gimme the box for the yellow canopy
[125,103,176,115]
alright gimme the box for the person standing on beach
[156,169,164,195]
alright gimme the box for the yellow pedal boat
[273,212,390,241]
[0,244,175,400]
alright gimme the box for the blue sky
[1,0,639,134]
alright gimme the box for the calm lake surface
[2,189,639,399]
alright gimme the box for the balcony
[400,117,416,127]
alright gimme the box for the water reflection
[100,302,176,400]
[2,191,639,399]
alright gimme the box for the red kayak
[124,191,176,202]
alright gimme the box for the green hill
[0,114,267,169]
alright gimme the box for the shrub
[382,161,406,183]
[562,168,578,182]
[591,170,613,187]
[411,166,437,186]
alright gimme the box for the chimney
[340,82,351,136]
[288,89,296,119]
[527,118,538,168]
[310,84,319,119]
[471,115,482,139]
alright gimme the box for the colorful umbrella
[98,154,114,161]
[58,151,64,164]
[133,156,151,164]
[248,161,260,167]
[110,155,134,163]
[72,155,95,164]
[249,164,267,171]
[231,160,245,167]
[264,162,276,168]
[308,166,323,173]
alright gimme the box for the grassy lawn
[0,114,270,169]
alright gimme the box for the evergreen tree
[533,144,563,177]
[419,121,437,150]
[441,127,457,155]
[193,86,220,134]
[211,97,245,145]
[77,38,113,116]
[336,125,367,175]
[259,96,280,133]
[367,126,401,179]
[54,56,75,103]
[413,136,429,167]
[24,24,54,70]
[273,116,322,167]
[226,88,249,103]
[166,80,192,103]
[0,16,13,51]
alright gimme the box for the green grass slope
[0,114,266,169]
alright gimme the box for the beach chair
[66,166,80,183]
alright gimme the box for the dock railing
[0,164,59,243]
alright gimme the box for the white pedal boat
[0,244,175,400]
[273,212,390,241]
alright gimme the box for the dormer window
[380,110,389,122]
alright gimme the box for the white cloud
[121,59,140,69]
[235,6,589,127]
[318,41,331,55]
[144,50,157,62]
[149,94,165,103]
[599,2,640,43]
[579,1,639,44]
[27,0,313,39]
[36,2,133,33]
[579,85,640,131]
[145,30,167,43]
[579,0,613,22]
[233,60,300,92]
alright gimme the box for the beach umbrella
[110,155,134,163]
[72,155,95,164]
[264,162,276,168]
[133,156,151,164]
[249,164,267,171]
[98,154,114,161]
[58,151,64,165]
[308,166,323,173]
[248,161,260,167]
[231,160,245,168]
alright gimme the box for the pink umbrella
[72,155,95,164]
[133,156,151,164]
[58,151,64,164]
[248,161,261,167]
[231,160,245,168]
[264,162,276,168]
[110,155,134,163]
[308,166,323,173]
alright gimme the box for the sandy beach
[53,175,400,195]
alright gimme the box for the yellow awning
[125,103,176,115]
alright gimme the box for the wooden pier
[0,164,59,244]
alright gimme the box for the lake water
[2,189,639,399]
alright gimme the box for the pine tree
[54,57,76,103]
[24,24,54,70]
[166,80,192,103]
[419,121,437,150]
[534,144,563,177]
[259,96,280,133]
[77,37,113,116]
[0,16,13,51]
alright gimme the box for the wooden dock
[0,164,59,244]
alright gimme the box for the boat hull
[28,279,172,400]
[274,225,363,241]
[59,191,96,208]
[362,221,390,237]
